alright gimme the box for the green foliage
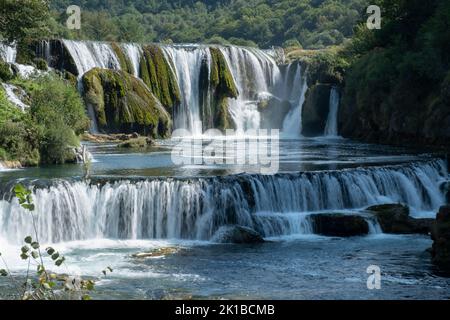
[50,0,369,49]
[341,0,450,146]
[0,60,13,81]
[0,119,41,166]
[30,76,90,135]
[283,39,302,49]
[33,58,48,71]
[1,75,89,166]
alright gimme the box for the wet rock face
[258,95,292,130]
[366,204,433,235]
[301,84,332,136]
[310,214,369,237]
[211,225,265,244]
[431,206,450,272]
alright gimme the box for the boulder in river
[366,204,433,234]
[310,213,369,237]
[431,206,450,272]
[212,225,265,244]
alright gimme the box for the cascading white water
[220,46,283,132]
[324,87,340,137]
[162,45,210,136]
[282,63,308,137]
[121,43,142,77]
[62,40,122,76]
[0,159,446,244]
[2,83,29,111]
[0,42,16,63]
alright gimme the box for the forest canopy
[49,0,369,49]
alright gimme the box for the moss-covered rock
[198,47,239,131]
[33,58,48,71]
[82,68,172,138]
[209,47,239,99]
[0,60,13,81]
[302,84,332,136]
[111,42,134,75]
[139,45,180,113]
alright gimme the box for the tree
[0,0,51,44]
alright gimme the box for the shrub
[283,39,302,49]
[0,60,14,81]
[33,58,48,71]
[31,76,90,134]
[0,120,41,166]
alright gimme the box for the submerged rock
[431,206,450,272]
[132,247,179,259]
[310,213,369,237]
[212,225,265,244]
[366,204,433,235]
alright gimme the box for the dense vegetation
[0,75,89,165]
[49,0,368,49]
[339,0,450,146]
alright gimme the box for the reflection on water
[0,137,442,182]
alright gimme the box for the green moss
[139,45,180,113]
[82,68,171,138]
[214,97,234,131]
[0,60,14,81]
[33,58,48,71]
[209,47,238,98]
[111,42,134,75]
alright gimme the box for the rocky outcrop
[431,206,450,272]
[199,47,239,131]
[301,84,332,136]
[82,68,172,138]
[33,39,78,76]
[258,94,292,130]
[366,204,433,235]
[139,45,181,113]
[211,225,265,244]
[310,213,369,237]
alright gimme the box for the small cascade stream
[324,87,340,137]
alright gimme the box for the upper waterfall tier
[37,40,307,135]
[0,159,446,244]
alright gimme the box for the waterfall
[0,159,446,244]
[62,40,121,76]
[2,83,29,111]
[162,45,209,136]
[282,63,308,137]
[220,46,282,132]
[121,43,142,77]
[324,87,340,137]
[0,42,16,63]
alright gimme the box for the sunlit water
[0,138,448,300]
